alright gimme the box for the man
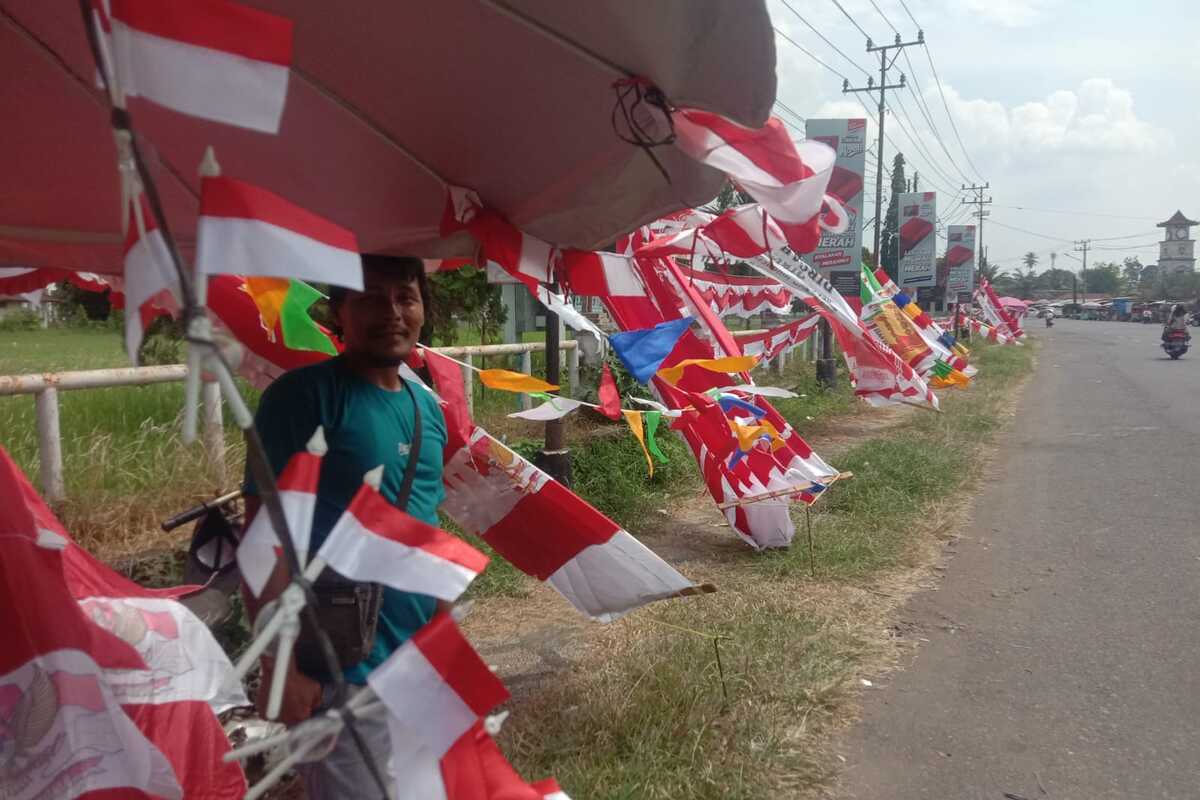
[241,254,446,797]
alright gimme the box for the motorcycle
[1044,314,1054,328]
[1162,329,1191,360]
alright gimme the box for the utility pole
[833,32,922,387]
[961,182,992,291]
[1074,240,1090,301]
[843,30,925,266]
[912,171,919,192]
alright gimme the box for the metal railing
[0,328,816,502]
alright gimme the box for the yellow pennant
[657,355,759,385]
[243,276,291,336]
[932,368,971,389]
[478,369,559,394]
[623,410,654,478]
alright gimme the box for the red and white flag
[108,0,293,133]
[441,185,553,292]
[123,196,178,362]
[672,110,840,255]
[367,612,508,758]
[1,445,249,798]
[237,426,325,597]
[314,475,489,602]
[196,175,362,289]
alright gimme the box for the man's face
[335,271,424,366]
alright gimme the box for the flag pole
[78,7,388,798]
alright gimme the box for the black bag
[293,381,423,681]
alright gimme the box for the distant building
[1157,210,1196,273]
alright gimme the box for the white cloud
[936,79,1165,157]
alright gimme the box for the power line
[828,0,872,40]
[989,218,1158,243]
[922,44,987,182]
[778,0,872,78]
[773,26,849,82]
[867,0,900,34]
[896,0,922,29]
[991,204,1159,221]
[888,92,966,193]
[890,0,987,182]
[773,99,807,125]
[901,51,974,184]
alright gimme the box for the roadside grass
[499,340,1036,799]
[1,328,252,561]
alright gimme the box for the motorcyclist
[1044,308,1055,327]
[1163,304,1190,339]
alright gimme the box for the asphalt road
[841,319,1200,800]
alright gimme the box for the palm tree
[1022,251,1039,271]
[978,256,1008,285]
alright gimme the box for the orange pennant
[623,410,654,478]
[478,369,559,394]
[656,355,759,385]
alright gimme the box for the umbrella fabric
[1,1,775,271]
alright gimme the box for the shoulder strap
[394,380,423,512]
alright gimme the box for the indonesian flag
[108,0,293,134]
[0,446,252,800]
[196,175,363,289]
[123,196,179,362]
[314,474,489,603]
[389,719,569,800]
[367,612,508,758]
[672,110,841,255]
[441,427,707,620]
[1,445,248,798]
[0,267,71,295]
[736,316,821,364]
[440,185,552,292]
[237,426,325,597]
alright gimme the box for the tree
[1010,267,1039,299]
[1138,263,1161,300]
[978,253,1008,285]
[426,266,508,345]
[1082,262,1123,295]
[880,153,907,282]
[1022,251,1039,271]
[1034,268,1075,291]
[1121,256,1144,293]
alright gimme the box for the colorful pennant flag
[237,426,324,597]
[508,396,584,422]
[597,363,622,420]
[608,317,693,383]
[477,369,559,394]
[623,410,654,478]
[644,411,669,465]
[196,175,362,289]
[243,277,338,355]
[315,476,489,602]
[656,354,759,385]
[108,0,293,133]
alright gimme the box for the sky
[766,0,1200,273]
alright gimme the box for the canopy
[1,1,777,273]
[997,296,1028,308]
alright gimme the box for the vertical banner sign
[805,119,867,297]
[897,192,937,288]
[944,224,976,300]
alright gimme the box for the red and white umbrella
[1,1,777,273]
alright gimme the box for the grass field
[493,340,1037,799]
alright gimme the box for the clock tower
[1156,210,1196,273]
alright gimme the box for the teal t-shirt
[243,356,447,684]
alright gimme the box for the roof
[1158,210,1198,227]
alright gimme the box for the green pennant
[645,410,669,464]
[280,280,337,355]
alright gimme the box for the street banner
[897,191,937,288]
[805,119,867,296]
[945,224,976,296]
